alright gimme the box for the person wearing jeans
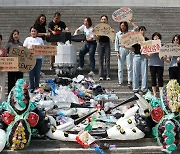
[97,15,111,81]
[115,19,137,87]
[23,26,44,92]
[133,54,148,93]
[79,40,97,73]
[132,26,149,94]
[75,17,97,76]
[29,59,42,90]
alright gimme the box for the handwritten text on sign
[9,47,36,72]
[0,57,19,72]
[93,23,115,42]
[32,45,57,56]
[141,40,161,54]
[112,7,133,22]
[159,43,180,59]
[120,32,145,47]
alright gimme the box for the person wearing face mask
[115,19,137,87]
[5,30,23,93]
[132,26,149,94]
[48,12,69,69]
[96,15,111,81]
[147,32,164,97]
[75,17,97,76]
[23,26,44,92]
[0,34,7,103]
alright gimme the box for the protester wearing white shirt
[23,26,44,92]
[75,17,97,76]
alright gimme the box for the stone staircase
[0,6,180,154]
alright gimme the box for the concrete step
[1,138,180,154]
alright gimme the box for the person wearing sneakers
[75,17,97,76]
[96,15,111,81]
[132,26,149,94]
[115,19,137,87]
[23,26,44,92]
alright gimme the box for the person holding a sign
[132,26,149,94]
[148,32,164,97]
[75,17,97,76]
[96,15,111,81]
[6,30,23,93]
[23,26,44,92]
[163,34,180,84]
[0,34,7,103]
[115,19,137,87]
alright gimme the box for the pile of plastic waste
[0,75,179,154]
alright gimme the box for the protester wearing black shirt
[34,14,48,40]
[48,12,69,69]
[97,15,111,81]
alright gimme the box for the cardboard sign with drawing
[112,7,133,22]
[120,31,145,47]
[159,43,180,59]
[93,23,115,42]
[141,40,161,54]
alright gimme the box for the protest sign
[120,32,145,47]
[9,47,36,72]
[0,57,19,72]
[112,7,132,22]
[159,43,180,59]
[32,45,57,56]
[141,40,161,54]
[93,23,115,42]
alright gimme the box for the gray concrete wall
[0,0,180,7]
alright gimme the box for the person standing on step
[34,14,49,41]
[148,32,164,97]
[5,30,23,93]
[34,14,49,77]
[115,19,137,87]
[96,15,112,81]
[75,17,97,76]
[132,26,149,94]
[23,26,44,92]
[163,34,180,84]
[0,34,7,103]
[48,12,69,69]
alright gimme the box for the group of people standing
[115,21,180,97]
[0,11,180,103]
[0,12,69,102]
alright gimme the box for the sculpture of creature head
[8,79,30,114]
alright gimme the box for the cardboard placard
[159,43,180,59]
[32,45,57,56]
[9,47,36,73]
[0,57,19,72]
[141,40,161,54]
[93,23,115,42]
[112,7,133,22]
[120,32,145,47]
